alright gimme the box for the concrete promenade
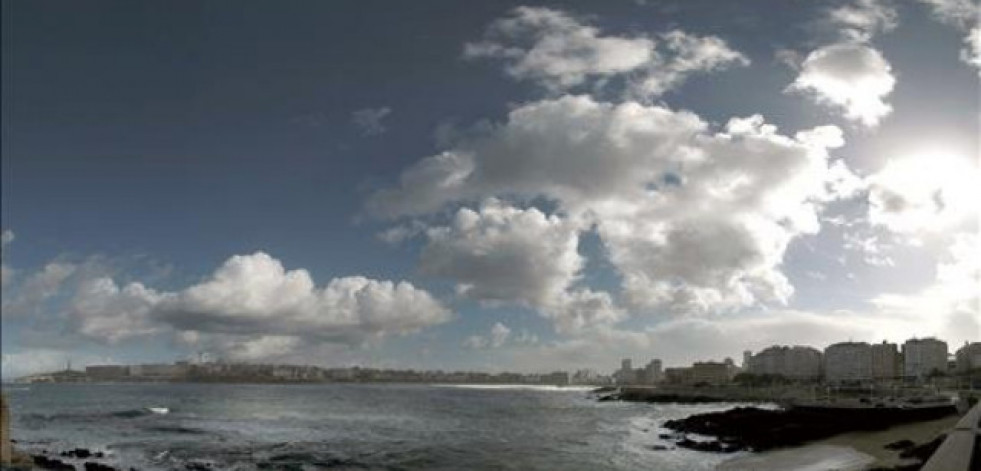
[921,400,981,471]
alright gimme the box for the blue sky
[2,0,979,378]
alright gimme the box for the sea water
[4,382,788,470]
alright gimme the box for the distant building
[85,365,130,380]
[129,363,187,380]
[690,361,731,385]
[747,345,822,380]
[541,371,570,386]
[664,367,694,385]
[955,342,981,373]
[615,359,636,384]
[870,341,901,380]
[902,338,948,379]
[643,359,663,384]
[824,342,872,383]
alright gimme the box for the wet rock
[884,439,915,450]
[83,462,118,471]
[647,444,670,451]
[597,394,619,402]
[32,455,76,470]
[898,434,945,461]
[62,448,102,459]
[663,405,957,452]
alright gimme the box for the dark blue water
[5,383,740,470]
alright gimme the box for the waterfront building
[690,361,731,385]
[824,342,872,383]
[85,365,130,380]
[747,345,822,380]
[955,342,981,373]
[870,341,901,380]
[615,359,636,384]
[902,338,948,380]
[643,359,663,384]
[664,367,694,385]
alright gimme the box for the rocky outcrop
[662,405,957,453]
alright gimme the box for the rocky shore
[661,404,958,453]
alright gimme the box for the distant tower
[621,358,632,372]
[743,350,753,369]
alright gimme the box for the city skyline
[3,0,980,379]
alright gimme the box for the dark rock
[33,455,77,470]
[647,444,670,451]
[662,405,957,453]
[83,462,118,471]
[898,434,945,461]
[884,439,915,450]
[592,386,617,394]
[62,448,93,459]
[597,394,619,402]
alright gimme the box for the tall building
[747,345,822,380]
[955,342,981,373]
[824,342,872,383]
[615,358,636,384]
[644,359,663,384]
[870,341,900,380]
[902,338,948,379]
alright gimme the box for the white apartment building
[747,345,822,380]
[871,341,901,380]
[956,342,981,373]
[824,342,872,383]
[902,338,948,379]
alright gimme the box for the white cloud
[871,233,981,344]
[963,26,981,70]
[419,199,624,331]
[828,0,899,41]
[464,6,654,90]
[157,252,451,343]
[627,30,749,98]
[490,322,511,347]
[463,321,513,350]
[69,277,166,343]
[3,262,77,317]
[371,95,858,316]
[464,7,746,97]
[788,43,895,127]
[866,151,980,236]
[917,0,981,72]
[7,251,450,359]
[352,107,392,136]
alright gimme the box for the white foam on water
[146,407,170,415]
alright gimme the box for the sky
[2,0,979,379]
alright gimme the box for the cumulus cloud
[352,107,392,136]
[371,95,858,317]
[157,252,450,342]
[866,151,980,235]
[69,277,166,343]
[3,262,77,317]
[463,322,513,349]
[464,6,746,97]
[6,251,450,359]
[419,200,623,331]
[788,43,895,127]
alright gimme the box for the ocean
[4,382,750,470]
